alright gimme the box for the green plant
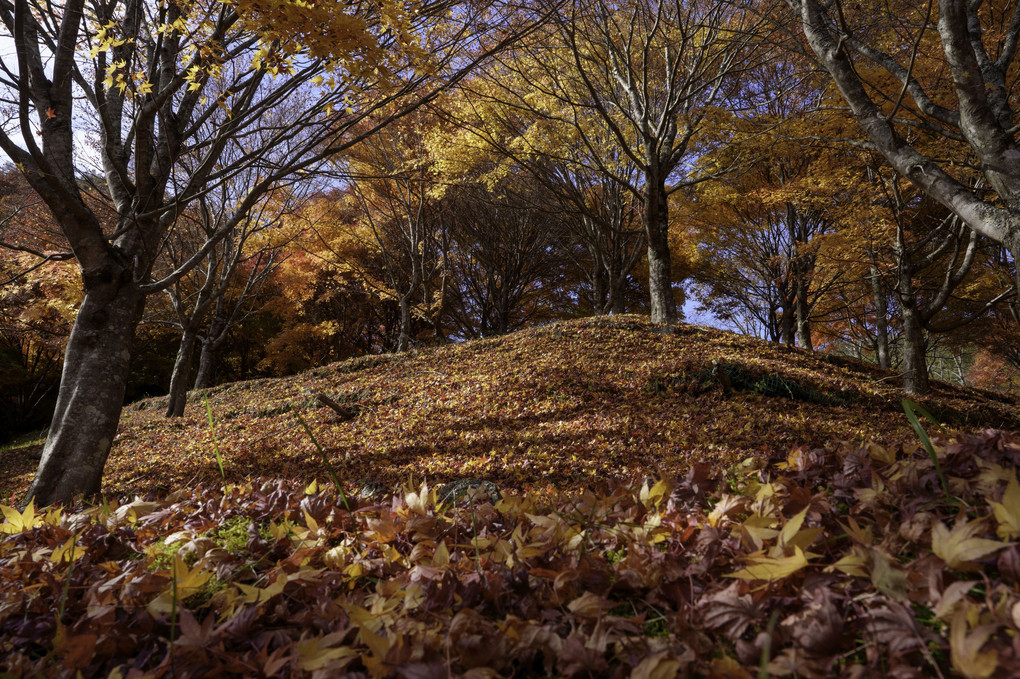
[902,399,950,501]
[643,617,669,638]
[210,516,253,554]
[148,538,192,571]
[291,407,350,511]
[204,395,226,481]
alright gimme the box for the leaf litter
[2,316,1020,676]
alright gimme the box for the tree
[787,0,1020,307]
[435,80,648,316]
[0,0,527,505]
[480,0,770,324]
[159,183,294,417]
[852,173,1008,394]
[342,115,445,352]
[689,62,847,350]
[442,180,567,337]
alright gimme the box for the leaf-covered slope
[4,315,1018,499]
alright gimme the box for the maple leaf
[700,584,760,637]
[0,503,43,534]
[567,591,609,619]
[869,547,910,601]
[296,632,357,672]
[146,553,214,616]
[990,472,1020,539]
[931,518,1007,571]
[727,546,811,581]
[950,608,998,679]
[49,534,83,564]
[780,588,843,657]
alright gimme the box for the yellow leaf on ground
[990,472,1020,539]
[296,632,356,671]
[50,534,83,564]
[727,546,810,581]
[950,608,998,679]
[932,519,1007,571]
[630,651,685,679]
[1,503,42,534]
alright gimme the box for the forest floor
[3,315,1017,500]
[3,316,1020,677]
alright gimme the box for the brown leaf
[780,588,843,657]
[700,584,760,638]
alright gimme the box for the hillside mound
[3,315,1018,498]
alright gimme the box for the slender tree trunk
[1010,237,1020,328]
[25,275,146,506]
[900,306,930,395]
[593,266,609,314]
[795,277,812,350]
[431,284,446,342]
[165,327,198,417]
[644,179,677,325]
[193,300,229,391]
[869,257,891,369]
[397,294,413,353]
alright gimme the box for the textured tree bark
[900,306,930,395]
[193,307,228,391]
[610,275,627,315]
[194,339,215,391]
[644,180,677,325]
[397,294,413,353]
[165,327,198,418]
[24,269,145,506]
[592,266,609,314]
[780,305,795,346]
[869,258,891,370]
[795,276,813,351]
[791,0,1020,262]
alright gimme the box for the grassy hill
[5,316,1020,677]
[3,315,1017,500]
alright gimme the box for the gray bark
[780,303,795,346]
[645,179,677,325]
[165,326,198,418]
[193,298,231,391]
[790,0,1020,263]
[869,255,891,370]
[794,284,812,350]
[25,267,146,505]
[900,306,929,395]
[194,338,215,391]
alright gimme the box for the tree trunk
[780,305,795,346]
[194,338,214,391]
[869,258,891,369]
[593,266,609,314]
[900,306,930,395]
[610,275,627,314]
[795,277,813,350]
[165,327,198,417]
[24,275,146,506]
[397,294,412,353]
[644,179,677,325]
